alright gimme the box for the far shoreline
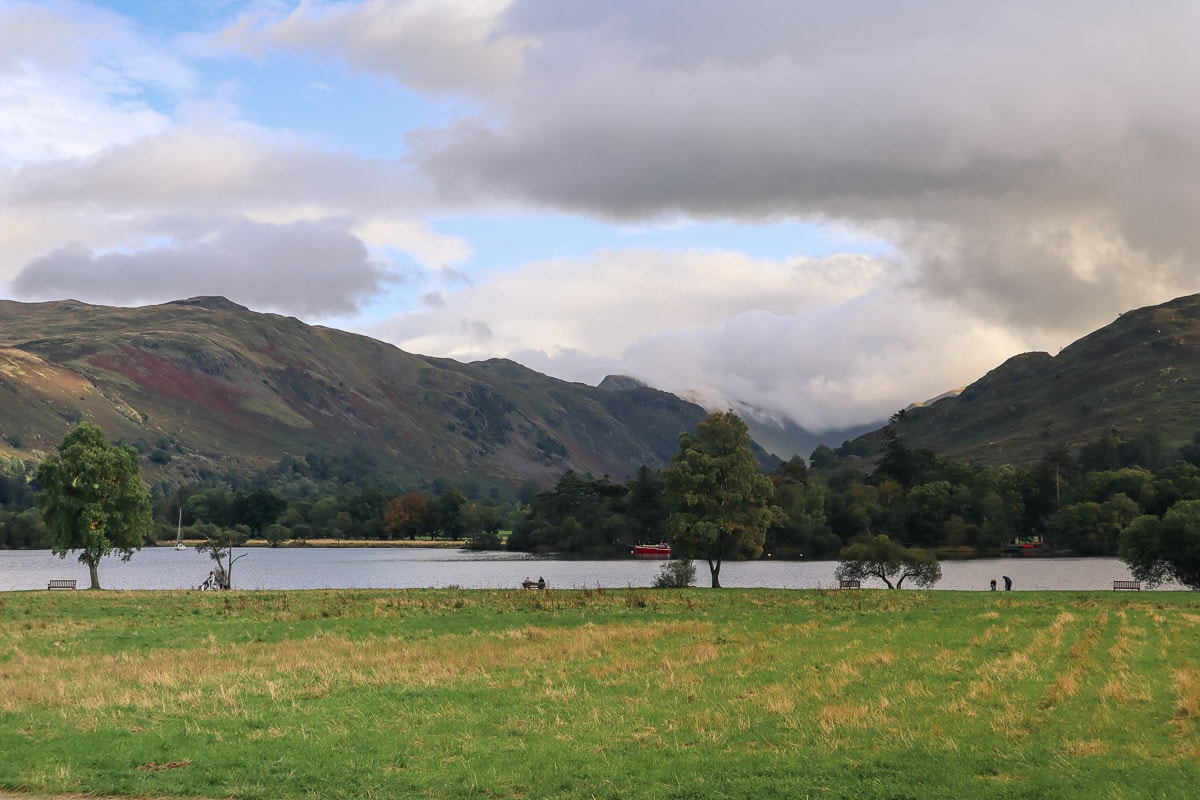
[162,538,468,549]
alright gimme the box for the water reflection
[0,547,1187,591]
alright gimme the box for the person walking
[1003,575,1012,591]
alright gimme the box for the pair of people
[521,576,547,590]
[989,576,1013,591]
[199,569,226,590]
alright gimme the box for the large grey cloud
[407,0,1200,336]
[12,219,394,317]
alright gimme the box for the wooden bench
[1113,580,1141,591]
[47,579,77,590]
[839,579,861,589]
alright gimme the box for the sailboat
[175,507,186,551]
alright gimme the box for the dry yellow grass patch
[739,682,797,716]
[969,626,1002,647]
[688,641,720,663]
[1038,613,1107,712]
[858,649,895,668]
[1047,612,1076,642]
[0,620,713,720]
[1108,632,1134,660]
[975,651,1035,685]
[1062,739,1107,757]
[1101,671,1154,707]
[1172,665,1200,721]
[1039,670,1080,710]
[932,647,964,673]
[816,701,880,735]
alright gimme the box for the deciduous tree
[835,534,942,589]
[193,523,249,589]
[36,423,152,589]
[384,492,433,539]
[664,412,778,588]
[1119,500,1200,589]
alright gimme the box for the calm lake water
[0,547,1186,592]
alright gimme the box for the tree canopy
[1119,500,1200,589]
[835,534,942,589]
[664,412,778,587]
[36,423,153,589]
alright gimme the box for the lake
[0,547,1185,592]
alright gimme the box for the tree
[384,492,433,539]
[905,480,953,546]
[193,523,249,589]
[188,488,234,526]
[1119,500,1200,589]
[232,489,287,535]
[1045,496,1137,556]
[36,423,153,589]
[809,444,839,470]
[769,465,836,558]
[623,466,668,545]
[432,487,468,540]
[463,503,504,550]
[875,411,936,488]
[835,534,942,589]
[663,412,778,588]
[508,472,630,555]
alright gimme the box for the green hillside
[851,293,1200,466]
[0,297,707,493]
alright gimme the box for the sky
[3,1,1200,439]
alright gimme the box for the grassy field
[1,588,1198,799]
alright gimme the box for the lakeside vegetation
[7,413,1200,585]
[2,589,1198,799]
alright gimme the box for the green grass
[1,589,1198,799]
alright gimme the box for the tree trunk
[86,558,101,590]
[708,559,722,588]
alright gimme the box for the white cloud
[370,249,886,360]
[0,1,183,164]
[209,0,530,95]
[363,247,1028,429]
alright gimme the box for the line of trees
[9,414,1200,589]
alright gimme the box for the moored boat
[174,508,186,550]
[1004,537,1046,556]
[633,543,671,558]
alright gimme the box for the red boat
[633,543,671,558]
[1004,537,1046,556]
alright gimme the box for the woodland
[4,413,1200,565]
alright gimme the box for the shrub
[653,558,696,588]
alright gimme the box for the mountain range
[0,297,711,493]
[4,293,1200,493]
